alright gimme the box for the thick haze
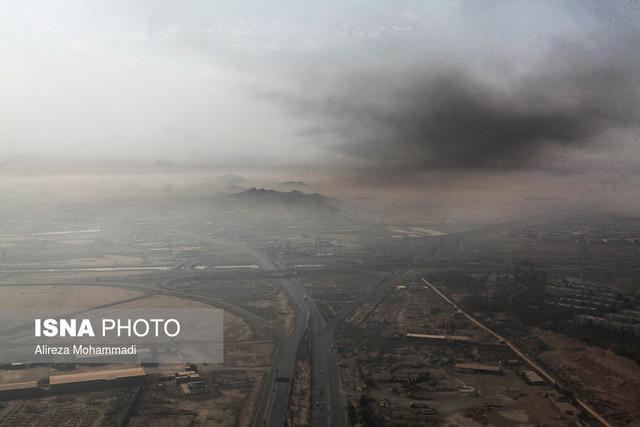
[1,1,640,192]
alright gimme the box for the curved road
[250,250,346,427]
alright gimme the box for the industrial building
[0,380,41,400]
[522,370,545,385]
[406,333,470,343]
[175,371,201,384]
[49,367,146,392]
[174,366,206,395]
[454,363,502,374]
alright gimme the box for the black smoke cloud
[269,55,639,174]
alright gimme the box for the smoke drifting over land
[269,51,639,176]
[2,1,640,209]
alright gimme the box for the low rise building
[0,381,41,400]
[454,363,502,374]
[522,370,545,385]
[49,367,146,392]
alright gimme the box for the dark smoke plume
[269,55,639,174]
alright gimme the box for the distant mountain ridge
[228,188,337,213]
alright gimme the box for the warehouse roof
[49,367,145,385]
[455,363,502,373]
[522,370,545,384]
[0,381,38,392]
[407,333,470,342]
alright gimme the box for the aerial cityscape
[1,1,639,426]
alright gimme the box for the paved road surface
[251,249,347,427]
[251,251,309,427]
[308,297,345,427]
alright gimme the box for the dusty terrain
[535,328,640,425]
[0,285,142,309]
[0,286,273,427]
[337,278,584,426]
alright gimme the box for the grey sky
[1,1,639,178]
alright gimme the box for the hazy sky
[1,1,639,183]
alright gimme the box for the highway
[250,250,312,427]
[0,249,344,427]
[251,249,347,427]
[1,247,351,427]
[308,272,403,427]
[308,297,346,427]
[308,272,402,427]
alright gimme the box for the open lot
[336,278,588,426]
